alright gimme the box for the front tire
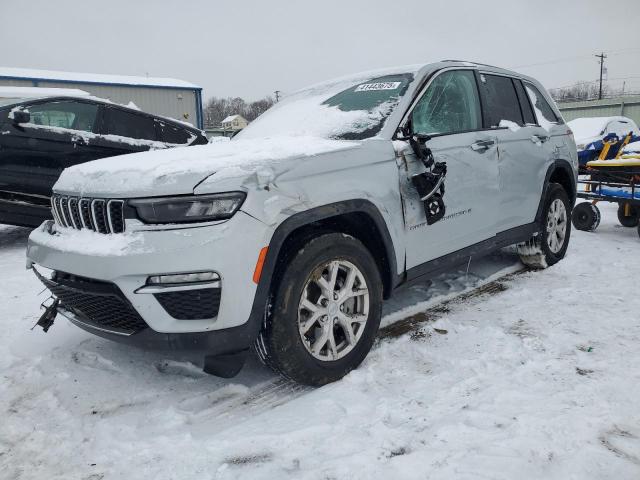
[518,183,571,269]
[254,233,383,386]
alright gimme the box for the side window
[477,74,523,127]
[157,121,192,144]
[513,80,536,125]
[524,83,559,125]
[102,108,157,141]
[411,70,481,135]
[27,101,98,132]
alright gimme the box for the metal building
[0,67,203,129]
[558,95,640,126]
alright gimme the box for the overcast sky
[2,0,639,101]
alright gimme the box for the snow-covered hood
[53,136,360,198]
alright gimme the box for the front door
[398,69,500,270]
[0,99,100,197]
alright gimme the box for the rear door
[476,73,552,231]
[0,99,99,197]
[398,69,501,269]
[91,106,159,156]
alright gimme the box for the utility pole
[595,52,607,100]
[274,90,281,102]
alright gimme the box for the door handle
[470,140,495,152]
[531,134,549,144]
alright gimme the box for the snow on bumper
[26,212,269,334]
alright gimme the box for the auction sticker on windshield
[354,82,401,92]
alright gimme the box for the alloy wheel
[298,260,370,361]
[546,198,567,253]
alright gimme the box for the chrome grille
[51,195,125,234]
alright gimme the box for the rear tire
[572,202,601,232]
[518,183,571,269]
[254,233,383,386]
[617,203,639,228]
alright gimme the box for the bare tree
[549,81,612,103]
[204,95,275,128]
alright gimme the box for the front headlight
[129,192,246,224]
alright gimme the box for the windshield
[237,72,414,141]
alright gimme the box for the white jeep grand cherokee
[27,61,578,385]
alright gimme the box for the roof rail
[440,59,505,70]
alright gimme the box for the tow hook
[32,298,59,333]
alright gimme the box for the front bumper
[26,211,271,341]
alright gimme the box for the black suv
[0,96,208,227]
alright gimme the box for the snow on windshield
[237,72,415,140]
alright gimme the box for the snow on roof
[0,86,90,99]
[222,115,242,123]
[567,116,636,143]
[0,66,200,90]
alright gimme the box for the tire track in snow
[193,267,529,431]
[379,267,529,339]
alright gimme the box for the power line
[511,49,640,70]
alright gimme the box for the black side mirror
[12,110,30,124]
[409,133,433,165]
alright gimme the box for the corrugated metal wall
[0,78,200,127]
[558,95,640,126]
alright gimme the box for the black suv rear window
[158,121,192,144]
[477,74,523,127]
[103,108,157,141]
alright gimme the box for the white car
[568,116,639,152]
[27,61,578,385]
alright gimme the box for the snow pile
[1,204,639,478]
[568,116,640,149]
[623,140,640,153]
[568,117,612,143]
[499,119,521,131]
[54,136,360,196]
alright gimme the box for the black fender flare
[535,159,577,223]
[243,199,399,347]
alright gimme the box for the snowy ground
[1,203,639,480]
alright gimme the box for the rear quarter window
[102,108,157,141]
[524,83,560,126]
[157,121,193,144]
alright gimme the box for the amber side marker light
[253,246,269,284]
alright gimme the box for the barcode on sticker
[354,82,401,92]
